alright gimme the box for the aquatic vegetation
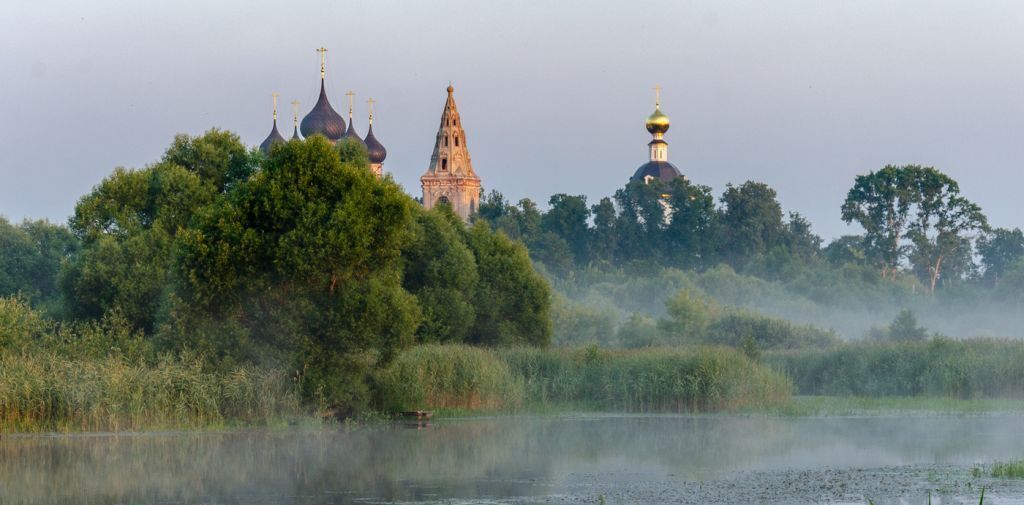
[376,344,792,413]
[992,461,1024,478]
[0,352,301,432]
[768,338,1024,398]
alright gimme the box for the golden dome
[646,106,670,134]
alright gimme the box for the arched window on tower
[455,136,459,147]
[439,195,450,205]
[441,159,448,172]
[444,136,449,147]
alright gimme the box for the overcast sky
[3,0,1023,239]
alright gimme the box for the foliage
[174,136,419,407]
[0,218,78,306]
[378,344,792,413]
[769,337,1024,398]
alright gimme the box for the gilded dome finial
[316,47,328,79]
[646,85,670,135]
[271,92,279,121]
[345,90,355,119]
[367,97,376,125]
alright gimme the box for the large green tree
[977,228,1024,286]
[841,165,918,279]
[174,136,419,406]
[718,181,785,266]
[0,218,78,305]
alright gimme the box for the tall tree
[541,194,591,265]
[841,165,918,279]
[664,178,718,269]
[590,197,618,265]
[904,167,987,292]
[977,228,1024,286]
[718,181,785,267]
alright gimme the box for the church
[258,48,482,222]
[631,87,684,184]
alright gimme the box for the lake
[4,413,1024,504]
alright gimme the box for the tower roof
[364,123,386,164]
[260,119,286,154]
[631,161,681,183]
[423,85,477,178]
[300,80,346,141]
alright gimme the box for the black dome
[341,118,367,148]
[259,119,286,154]
[364,124,386,163]
[631,161,682,183]
[300,81,345,141]
[291,124,301,141]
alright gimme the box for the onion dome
[300,80,345,141]
[259,119,286,154]
[291,124,301,141]
[631,160,682,183]
[646,106,670,134]
[364,124,387,164]
[341,118,366,148]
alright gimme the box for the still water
[3,414,1024,505]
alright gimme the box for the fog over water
[5,415,1024,504]
[4,1,1024,240]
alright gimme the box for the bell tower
[420,85,481,221]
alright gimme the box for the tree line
[475,165,1021,293]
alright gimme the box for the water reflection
[2,414,1024,504]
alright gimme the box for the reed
[992,461,1024,478]
[0,352,301,432]
[376,344,792,413]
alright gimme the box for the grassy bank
[376,344,792,413]
[0,353,302,432]
[768,338,1024,398]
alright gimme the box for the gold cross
[291,100,300,126]
[366,98,376,124]
[316,47,328,78]
[653,85,662,108]
[271,92,279,120]
[345,90,355,117]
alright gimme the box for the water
[4,414,1024,505]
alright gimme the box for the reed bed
[0,353,301,432]
[377,344,792,413]
[769,338,1024,398]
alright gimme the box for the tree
[402,208,478,343]
[904,167,987,292]
[0,218,78,305]
[589,197,618,265]
[162,128,258,192]
[664,178,718,269]
[977,228,1024,287]
[174,135,419,407]
[718,181,785,267]
[541,194,591,266]
[463,222,552,347]
[63,162,216,330]
[886,309,928,341]
[841,165,918,279]
[614,180,669,263]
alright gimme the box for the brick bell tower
[420,85,481,221]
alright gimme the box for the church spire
[300,47,345,140]
[646,85,670,162]
[421,84,482,222]
[290,100,301,140]
[259,92,286,154]
[341,90,366,147]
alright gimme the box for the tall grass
[377,344,792,413]
[768,338,1024,398]
[0,352,301,432]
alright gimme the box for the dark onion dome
[259,119,286,154]
[631,160,682,183]
[291,124,301,141]
[363,124,387,164]
[300,81,345,140]
[341,118,367,148]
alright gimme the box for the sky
[2,0,1023,240]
